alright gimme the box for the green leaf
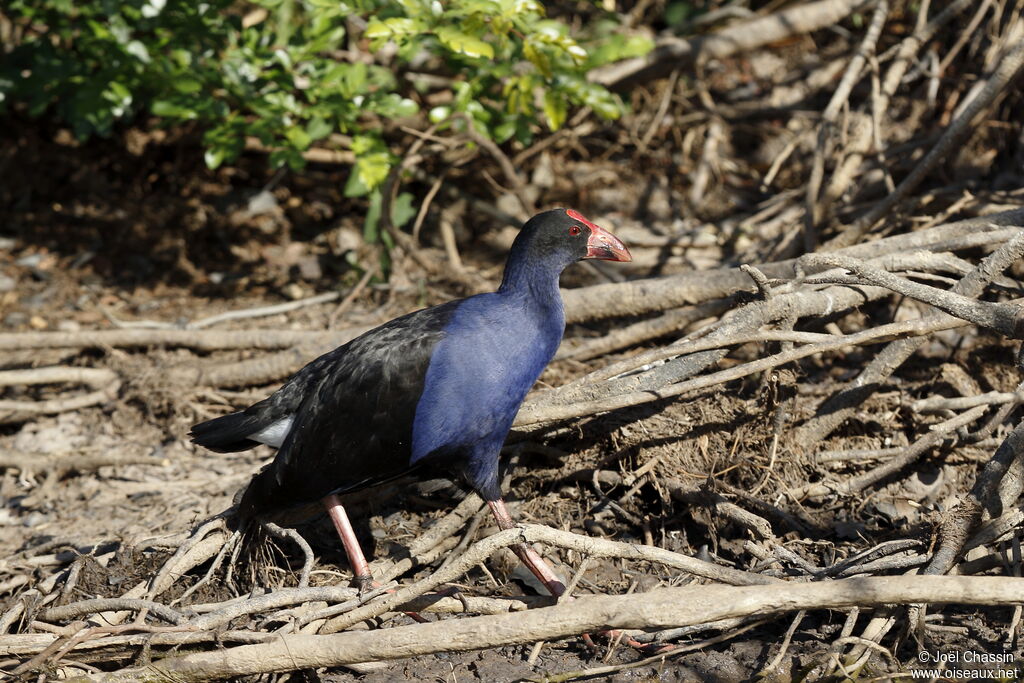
[503,75,535,116]
[355,152,391,190]
[512,117,534,146]
[463,99,488,122]
[365,17,420,41]
[435,26,493,59]
[107,81,131,103]
[453,81,473,110]
[391,192,416,229]
[564,42,587,63]
[269,146,306,170]
[306,116,333,141]
[345,138,390,196]
[151,99,197,119]
[523,40,552,79]
[579,83,624,120]
[350,134,380,156]
[542,90,567,130]
[285,125,311,150]
[340,62,368,99]
[285,148,306,171]
[585,34,654,69]
[344,167,370,197]
[87,19,111,40]
[141,0,167,19]
[125,40,151,64]
[171,75,203,94]
[493,119,517,143]
[204,146,226,169]
[1,0,624,230]
[373,93,418,118]
[428,105,452,123]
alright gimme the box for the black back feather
[232,301,459,521]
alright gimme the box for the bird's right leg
[322,494,374,591]
[322,494,430,624]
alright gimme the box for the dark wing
[236,301,460,519]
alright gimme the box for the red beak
[585,224,632,262]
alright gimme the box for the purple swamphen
[190,208,631,596]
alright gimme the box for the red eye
[569,225,582,236]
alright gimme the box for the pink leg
[323,494,373,589]
[489,499,674,655]
[487,498,566,597]
[323,494,429,623]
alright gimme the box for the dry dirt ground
[4,7,1024,680]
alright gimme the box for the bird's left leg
[487,498,566,596]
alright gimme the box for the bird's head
[514,208,632,267]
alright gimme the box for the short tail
[190,412,262,453]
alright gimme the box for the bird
[190,208,631,596]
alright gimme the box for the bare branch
[76,576,1024,682]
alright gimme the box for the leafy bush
[2,0,652,197]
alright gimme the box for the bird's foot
[354,573,377,596]
[354,574,430,624]
[584,629,679,657]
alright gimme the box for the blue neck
[498,251,570,303]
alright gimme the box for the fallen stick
[925,411,1024,578]
[795,231,1024,447]
[913,391,1024,414]
[373,492,483,583]
[797,253,1024,339]
[319,523,779,635]
[2,523,773,663]
[0,328,365,352]
[75,576,1024,682]
[556,298,732,361]
[788,405,990,500]
[589,0,872,89]
[826,34,1024,248]
[804,0,890,243]
[0,629,273,659]
[561,218,1022,324]
[40,599,187,626]
[517,286,969,428]
[0,366,121,423]
[664,477,773,540]
[1,222,1019,395]
[0,451,157,475]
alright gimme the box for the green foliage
[2,0,651,199]
[664,1,700,29]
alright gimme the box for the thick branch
[80,576,1024,682]
[798,253,1024,338]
